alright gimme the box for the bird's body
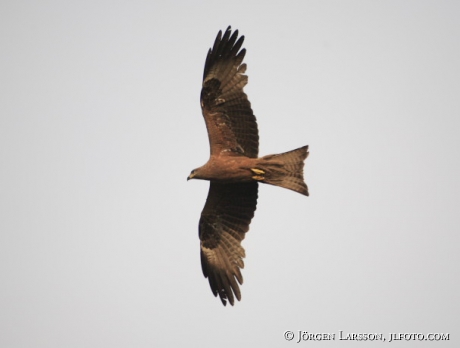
[190,148,309,192]
[190,155,257,183]
[188,26,309,306]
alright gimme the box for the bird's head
[187,168,199,181]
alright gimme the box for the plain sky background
[1,1,459,347]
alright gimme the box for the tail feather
[257,145,309,196]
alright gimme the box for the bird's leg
[251,168,265,181]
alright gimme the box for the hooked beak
[187,173,195,181]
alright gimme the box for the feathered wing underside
[199,182,258,306]
[200,26,259,158]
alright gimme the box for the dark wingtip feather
[203,26,246,81]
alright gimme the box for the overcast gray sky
[1,1,459,347]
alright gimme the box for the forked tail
[254,145,309,196]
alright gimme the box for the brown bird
[188,26,309,306]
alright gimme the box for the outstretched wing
[200,26,259,158]
[199,182,258,306]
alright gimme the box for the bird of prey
[188,26,309,306]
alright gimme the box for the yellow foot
[250,168,265,175]
[251,168,265,181]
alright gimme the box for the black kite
[188,26,309,306]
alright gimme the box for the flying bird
[188,26,309,306]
